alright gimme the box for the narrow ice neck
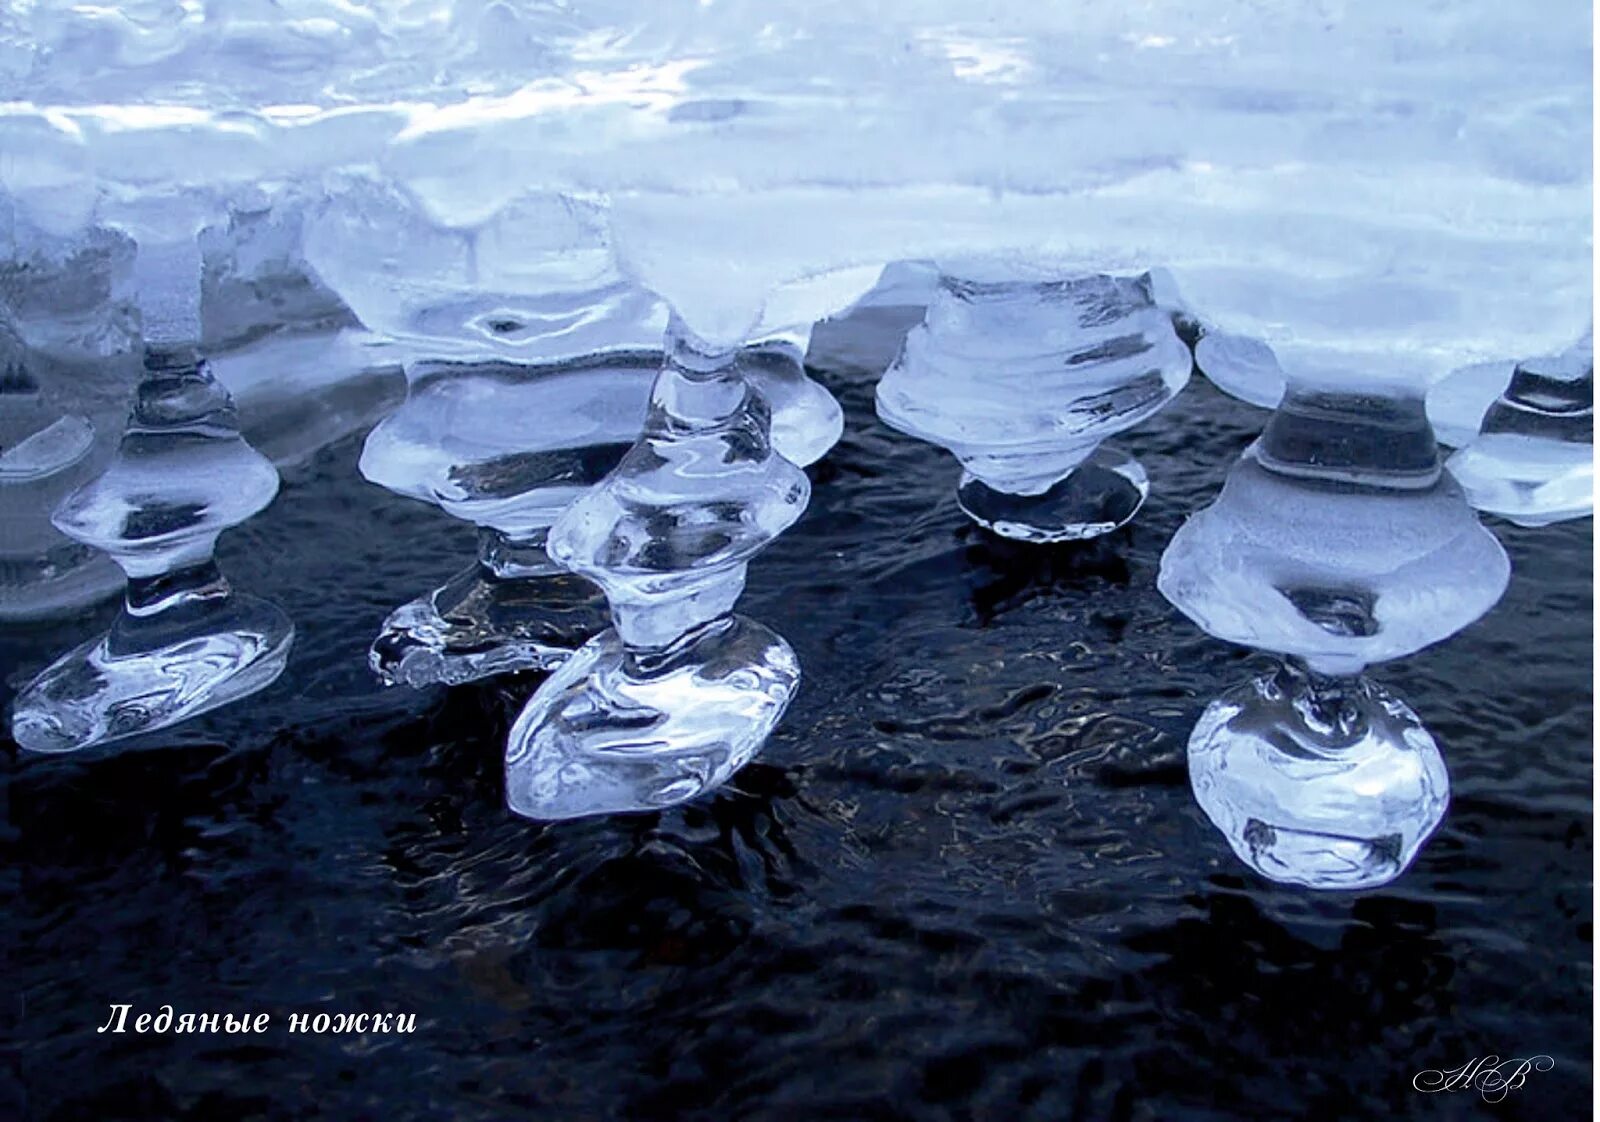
[608,565,747,652]
[1255,381,1440,490]
[478,527,562,578]
[654,313,751,425]
[125,559,231,617]
[133,238,203,347]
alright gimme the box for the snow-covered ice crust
[0,1,1590,383]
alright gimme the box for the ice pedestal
[1159,382,1509,888]
[505,316,807,820]
[1445,331,1593,527]
[360,341,837,688]
[10,349,292,752]
[876,272,1191,541]
[311,177,839,687]
[359,354,652,687]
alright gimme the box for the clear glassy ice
[1158,383,1509,888]
[0,323,128,621]
[0,214,140,620]
[360,341,838,688]
[875,273,1191,541]
[1445,330,1593,527]
[1188,664,1450,890]
[10,349,293,752]
[361,352,653,688]
[504,316,808,820]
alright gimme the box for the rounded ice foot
[505,616,799,821]
[956,447,1148,543]
[1447,438,1594,527]
[11,594,293,753]
[370,564,609,688]
[1187,669,1448,890]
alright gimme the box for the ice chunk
[1187,665,1450,890]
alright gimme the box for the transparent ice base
[956,447,1148,543]
[505,615,799,821]
[370,562,608,688]
[1188,666,1448,890]
[11,592,294,753]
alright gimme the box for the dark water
[3,309,1592,1121]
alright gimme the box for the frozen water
[1192,330,1286,410]
[1159,379,1507,888]
[0,342,125,621]
[505,315,807,819]
[1188,664,1449,891]
[0,258,138,621]
[11,350,292,752]
[52,352,281,577]
[0,3,1589,810]
[359,338,837,688]
[201,193,405,468]
[0,210,139,362]
[303,177,667,366]
[1427,359,1518,448]
[200,196,358,352]
[1159,386,1509,676]
[876,272,1191,541]
[360,355,651,687]
[207,329,407,471]
[1446,330,1593,527]
[0,2,1586,393]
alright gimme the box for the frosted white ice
[0,2,1588,387]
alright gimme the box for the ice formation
[1446,331,1593,527]
[0,3,1589,820]
[1186,664,1451,891]
[199,195,406,470]
[1191,330,1286,411]
[0,328,127,621]
[359,344,837,687]
[505,316,807,819]
[0,2,1588,381]
[1159,379,1509,888]
[876,273,1191,540]
[11,352,293,752]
